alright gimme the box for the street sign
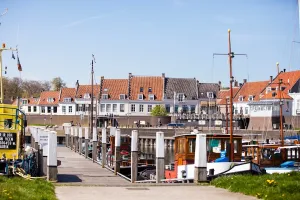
[0,132,16,149]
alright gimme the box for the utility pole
[90,54,96,138]
[213,29,247,162]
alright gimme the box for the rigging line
[289,3,299,71]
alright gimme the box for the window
[248,95,253,101]
[178,93,184,102]
[22,100,28,105]
[165,104,170,113]
[33,106,37,112]
[245,107,249,115]
[207,92,214,99]
[297,99,300,109]
[140,87,143,92]
[106,104,111,112]
[63,98,71,102]
[175,105,179,113]
[47,107,51,113]
[113,104,117,112]
[148,87,152,93]
[28,106,31,112]
[139,104,144,112]
[266,87,271,94]
[84,93,90,99]
[68,106,72,113]
[188,139,196,153]
[238,96,243,101]
[103,88,108,92]
[191,105,196,113]
[53,107,57,113]
[62,106,66,113]
[138,94,143,100]
[182,105,188,113]
[41,106,45,113]
[208,139,221,153]
[131,104,136,112]
[102,94,108,99]
[47,98,54,103]
[119,94,125,100]
[280,86,286,91]
[149,94,154,100]
[234,109,238,114]
[120,104,125,112]
[148,105,152,112]
[76,104,79,112]
[100,104,105,112]
[226,96,230,104]
[286,101,290,112]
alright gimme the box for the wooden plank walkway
[56,147,129,186]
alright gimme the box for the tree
[51,77,66,91]
[151,105,168,117]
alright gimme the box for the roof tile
[38,91,60,105]
[130,76,163,101]
[101,79,128,100]
[164,78,198,100]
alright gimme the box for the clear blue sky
[0,0,299,87]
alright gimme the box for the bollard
[84,127,89,158]
[47,131,57,181]
[74,127,78,152]
[114,129,121,175]
[194,134,207,183]
[39,128,48,176]
[101,128,107,168]
[70,127,74,150]
[65,127,69,147]
[38,144,43,176]
[156,131,165,183]
[78,127,83,155]
[92,127,97,162]
[131,130,138,183]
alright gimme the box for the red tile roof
[260,91,293,100]
[60,88,76,102]
[233,81,269,102]
[27,97,40,105]
[130,76,164,101]
[75,85,100,98]
[264,70,300,93]
[217,87,240,105]
[38,91,60,105]
[101,79,128,100]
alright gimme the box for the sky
[0,0,299,87]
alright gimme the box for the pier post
[47,131,57,181]
[74,127,78,153]
[34,128,39,150]
[101,128,107,168]
[194,134,207,183]
[131,130,138,183]
[39,128,48,176]
[84,127,89,158]
[30,127,34,147]
[70,127,74,150]
[92,127,97,162]
[78,127,83,155]
[114,129,121,175]
[38,144,43,176]
[65,127,69,147]
[156,131,165,183]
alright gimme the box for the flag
[17,54,22,71]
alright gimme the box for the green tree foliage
[51,77,66,91]
[151,105,168,116]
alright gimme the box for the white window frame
[106,104,111,112]
[178,93,185,102]
[248,95,253,101]
[100,104,105,112]
[84,93,90,99]
[148,105,152,112]
[28,106,31,113]
[113,104,117,112]
[103,88,108,92]
[139,104,144,112]
[41,106,45,113]
[68,106,72,113]
[102,94,109,99]
[245,107,249,115]
[22,100,28,105]
[238,96,243,102]
[120,104,125,112]
[62,106,66,113]
[266,87,271,94]
[207,92,214,99]
[63,97,71,103]
[138,94,143,100]
[148,87,152,93]
[47,98,54,103]
[131,104,136,112]
[119,94,125,100]
[149,94,154,101]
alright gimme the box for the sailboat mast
[279,78,284,146]
[228,29,234,162]
[90,56,94,138]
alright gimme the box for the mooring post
[40,128,48,176]
[156,131,165,183]
[92,127,97,162]
[38,144,43,176]
[30,127,35,148]
[47,131,57,181]
[65,127,69,147]
[114,129,121,175]
[84,127,89,158]
[70,127,74,150]
[79,127,83,155]
[131,130,138,183]
[194,134,207,183]
[74,126,78,152]
[101,128,107,168]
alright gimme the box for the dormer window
[47,98,54,103]
[266,87,271,94]
[280,86,286,91]
[119,94,125,100]
[63,98,71,102]
[102,94,108,99]
[238,96,243,101]
[207,92,214,99]
[138,94,143,100]
[22,100,28,105]
[140,87,144,92]
[148,87,152,93]
[248,95,253,101]
[149,94,154,101]
[226,97,230,104]
[178,93,185,102]
[103,88,108,92]
[84,93,90,99]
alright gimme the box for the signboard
[38,130,49,156]
[215,120,222,126]
[0,132,17,149]
[198,120,206,125]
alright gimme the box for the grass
[211,172,300,200]
[0,176,57,200]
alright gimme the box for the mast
[90,55,95,138]
[279,77,284,146]
[228,29,234,162]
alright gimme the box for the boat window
[177,139,185,153]
[188,139,196,153]
[208,139,221,153]
[234,140,238,153]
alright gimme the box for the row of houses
[14,73,220,117]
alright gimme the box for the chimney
[234,80,238,87]
[270,76,273,83]
[283,68,286,72]
[243,79,247,84]
[218,81,221,87]
[101,76,104,81]
[239,83,243,88]
[129,73,132,78]
[162,73,165,78]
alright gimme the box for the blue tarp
[280,161,295,168]
[215,157,229,162]
[284,135,300,140]
[167,123,184,127]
